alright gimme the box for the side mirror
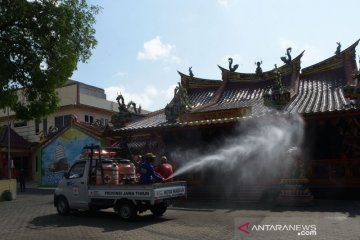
[64,172,69,179]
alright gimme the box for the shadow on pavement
[29,211,173,232]
[17,188,55,195]
[172,199,360,217]
[168,207,216,212]
[270,200,360,218]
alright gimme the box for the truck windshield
[68,162,86,179]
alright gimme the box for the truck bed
[88,181,186,203]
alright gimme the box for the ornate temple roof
[285,78,349,114]
[302,40,359,78]
[285,40,360,115]
[217,51,304,82]
[113,40,360,133]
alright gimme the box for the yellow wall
[0,179,17,201]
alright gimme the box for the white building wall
[0,82,117,143]
[9,108,114,142]
[79,93,117,112]
[0,84,78,118]
[57,84,77,106]
[12,119,37,143]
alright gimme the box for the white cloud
[163,84,177,100]
[137,36,179,62]
[145,86,158,98]
[218,0,230,8]
[105,84,177,111]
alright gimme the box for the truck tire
[150,202,167,216]
[56,196,70,216]
[116,201,137,221]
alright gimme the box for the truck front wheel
[151,202,167,216]
[116,201,137,221]
[56,196,70,216]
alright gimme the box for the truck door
[65,161,89,209]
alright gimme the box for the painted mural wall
[41,127,100,186]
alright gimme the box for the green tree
[0,0,100,120]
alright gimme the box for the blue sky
[71,0,360,111]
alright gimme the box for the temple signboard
[179,107,251,122]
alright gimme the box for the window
[14,121,27,128]
[42,118,47,134]
[68,162,86,179]
[85,114,94,123]
[54,115,72,129]
[100,118,109,126]
[64,115,71,126]
[35,119,40,134]
[55,116,62,129]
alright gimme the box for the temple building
[109,40,360,199]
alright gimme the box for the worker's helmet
[161,156,167,163]
[144,153,156,162]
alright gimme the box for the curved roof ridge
[217,50,305,81]
[302,39,360,75]
[142,108,165,118]
[177,71,221,83]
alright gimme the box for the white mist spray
[169,114,304,184]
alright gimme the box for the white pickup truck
[54,155,186,221]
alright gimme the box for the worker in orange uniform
[156,156,173,182]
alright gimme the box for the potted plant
[2,190,12,201]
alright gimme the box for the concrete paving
[0,188,360,240]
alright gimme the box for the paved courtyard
[0,190,360,240]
